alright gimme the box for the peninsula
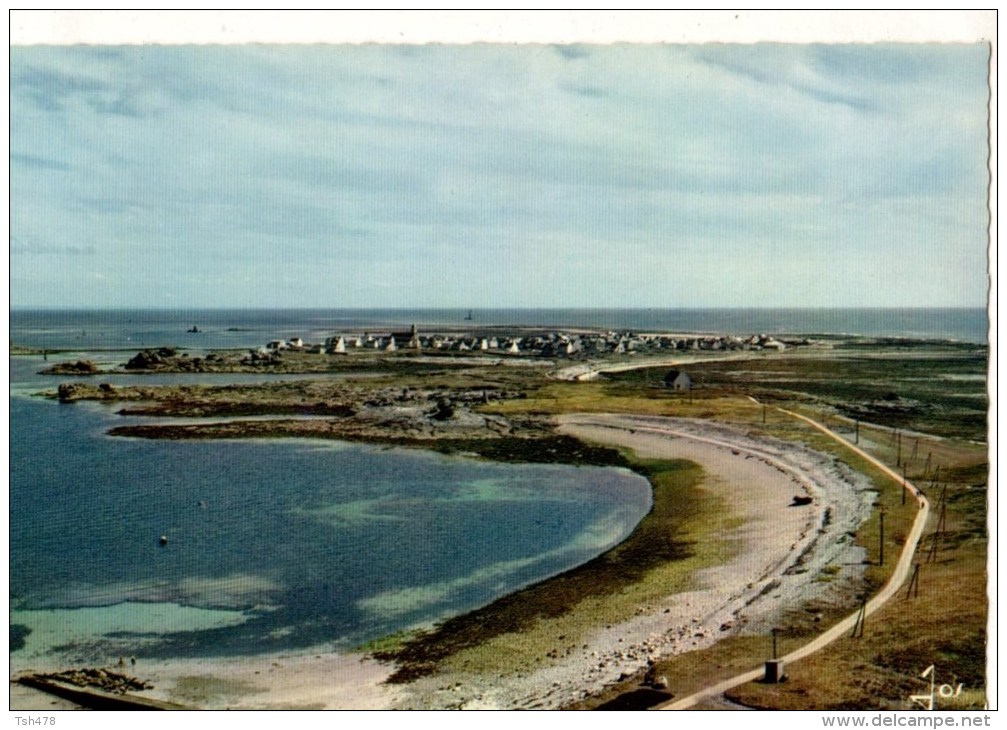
[16,326,989,710]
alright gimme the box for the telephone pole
[879,507,886,566]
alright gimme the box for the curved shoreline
[11,412,876,710]
[658,405,930,710]
[375,413,875,710]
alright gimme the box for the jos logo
[909,665,964,710]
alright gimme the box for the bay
[9,394,651,662]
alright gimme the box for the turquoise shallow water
[9,390,651,664]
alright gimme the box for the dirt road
[656,405,930,710]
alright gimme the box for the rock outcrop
[30,668,153,694]
[125,348,179,370]
[42,359,100,375]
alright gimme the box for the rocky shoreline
[51,379,556,446]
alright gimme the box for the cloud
[553,44,592,60]
[560,82,610,99]
[11,237,96,256]
[10,153,71,171]
[689,45,879,112]
[8,44,990,308]
[11,58,159,117]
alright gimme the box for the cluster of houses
[246,326,799,360]
[535,331,794,355]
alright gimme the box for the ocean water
[9,307,990,351]
[9,363,651,664]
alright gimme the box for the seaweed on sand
[374,459,702,683]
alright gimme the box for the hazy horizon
[10,305,988,345]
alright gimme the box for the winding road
[655,404,931,710]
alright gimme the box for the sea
[8,307,990,351]
[6,308,987,668]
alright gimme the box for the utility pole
[764,628,785,683]
[905,563,921,599]
[925,504,946,566]
[851,598,867,639]
[879,507,886,566]
[902,464,907,506]
[926,531,940,564]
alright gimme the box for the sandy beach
[388,414,875,709]
[10,650,402,711]
[11,413,876,711]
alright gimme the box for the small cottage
[664,370,692,391]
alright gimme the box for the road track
[655,403,931,710]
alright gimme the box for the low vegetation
[605,344,988,441]
[567,346,988,710]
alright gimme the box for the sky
[9,32,992,309]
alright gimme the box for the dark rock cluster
[41,359,100,375]
[33,668,153,694]
[57,383,78,402]
[240,350,284,366]
[125,348,178,370]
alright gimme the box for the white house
[663,370,692,391]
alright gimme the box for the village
[249,325,804,362]
[40,326,814,379]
